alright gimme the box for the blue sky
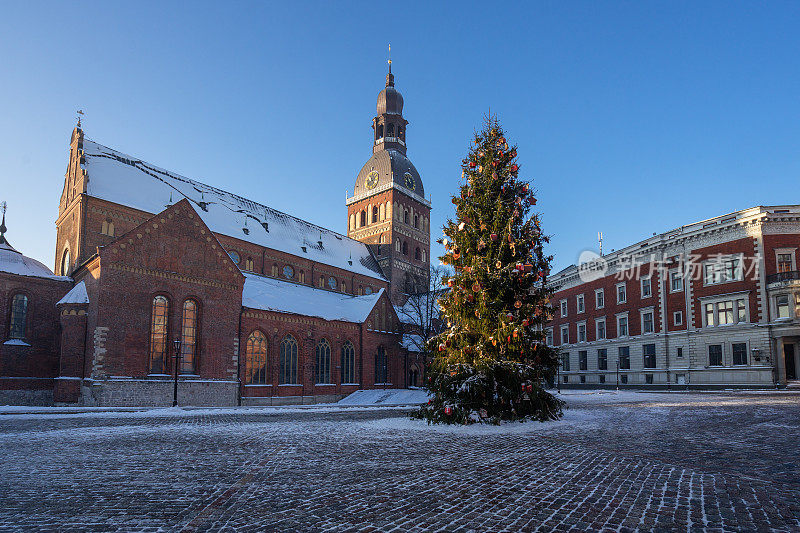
[1,2,799,274]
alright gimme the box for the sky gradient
[1,2,799,274]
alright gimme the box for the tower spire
[0,201,8,245]
[386,43,394,87]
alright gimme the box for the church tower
[346,58,431,303]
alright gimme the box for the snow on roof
[57,281,89,305]
[401,333,425,352]
[242,273,383,323]
[81,138,386,281]
[0,242,69,281]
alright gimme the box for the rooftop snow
[81,138,386,281]
[57,281,89,305]
[242,273,382,323]
[0,242,69,281]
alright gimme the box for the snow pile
[337,388,429,406]
[0,242,69,280]
[57,280,89,305]
[243,273,383,323]
[82,139,385,281]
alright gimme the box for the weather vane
[76,109,85,127]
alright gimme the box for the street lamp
[172,338,182,407]
[615,360,619,391]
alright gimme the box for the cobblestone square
[1,391,799,532]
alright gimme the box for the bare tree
[396,265,450,360]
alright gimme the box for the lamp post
[556,358,560,394]
[172,338,182,407]
[615,360,619,391]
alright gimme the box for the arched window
[279,335,298,384]
[415,247,421,260]
[149,296,169,374]
[372,205,379,223]
[387,123,394,137]
[108,222,115,237]
[379,233,385,244]
[271,264,278,277]
[379,204,385,220]
[101,221,108,235]
[299,270,305,284]
[245,331,268,385]
[422,250,427,263]
[315,339,331,384]
[395,240,401,252]
[402,241,408,255]
[180,299,198,374]
[377,124,383,138]
[398,127,403,139]
[8,294,28,340]
[341,281,347,293]
[349,214,355,231]
[60,248,71,276]
[375,346,387,384]
[341,341,355,384]
[403,210,409,224]
[360,210,366,227]
[386,201,392,220]
[319,276,325,288]
[414,215,419,229]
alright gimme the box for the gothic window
[8,294,28,340]
[349,214,355,231]
[403,210,409,224]
[271,264,278,277]
[360,210,366,227]
[245,331,268,385]
[395,240,401,252]
[180,299,199,374]
[377,124,383,138]
[319,276,325,288]
[315,339,331,384]
[148,296,169,374]
[379,234,385,244]
[379,204,385,220]
[341,281,347,293]
[386,201,392,220]
[415,247,421,260]
[279,335,298,384]
[60,248,71,276]
[414,215,419,229]
[375,346,387,384]
[372,205,379,223]
[402,241,408,255]
[299,270,305,284]
[387,123,394,137]
[245,257,254,272]
[341,341,355,384]
[422,250,427,263]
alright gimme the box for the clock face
[365,170,379,189]
[404,172,415,191]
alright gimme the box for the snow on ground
[337,388,429,406]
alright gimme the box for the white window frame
[616,312,629,338]
[702,254,744,286]
[595,317,606,340]
[640,277,652,299]
[775,293,791,320]
[700,292,751,327]
[595,288,605,310]
[640,307,655,335]
[774,248,797,273]
[616,282,627,304]
[576,294,585,314]
[673,310,683,326]
[560,299,568,318]
[577,321,587,343]
[560,325,569,345]
[669,269,683,292]
[545,328,554,346]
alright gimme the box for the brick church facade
[0,67,430,406]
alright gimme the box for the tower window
[395,240,401,252]
[149,295,169,374]
[387,123,394,137]
[372,205,379,223]
[402,241,408,256]
[404,210,409,224]
[8,294,28,340]
[415,247,421,260]
[414,215,419,229]
[180,299,199,374]
[60,248,71,276]
[377,124,384,138]
[360,210,366,227]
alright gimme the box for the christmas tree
[416,118,564,424]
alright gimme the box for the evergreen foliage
[415,118,564,424]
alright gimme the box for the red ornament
[492,161,498,168]
[530,197,537,205]
[526,384,533,393]
[444,407,453,416]
[511,164,519,172]
[490,233,498,242]
[522,184,528,193]
[522,319,530,327]
[469,161,476,169]
[447,279,454,287]
[438,344,445,352]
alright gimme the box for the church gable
[99,199,243,289]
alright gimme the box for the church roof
[0,241,69,281]
[81,138,386,281]
[57,280,89,305]
[352,149,425,201]
[242,272,383,323]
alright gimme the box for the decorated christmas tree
[416,118,564,424]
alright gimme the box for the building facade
[0,66,429,406]
[548,205,800,388]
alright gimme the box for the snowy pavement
[0,391,799,531]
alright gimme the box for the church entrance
[785,344,797,381]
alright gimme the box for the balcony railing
[767,271,800,284]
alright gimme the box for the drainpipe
[237,306,243,406]
[359,322,364,388]
[661,246,671,390]
[682,241,692,389]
